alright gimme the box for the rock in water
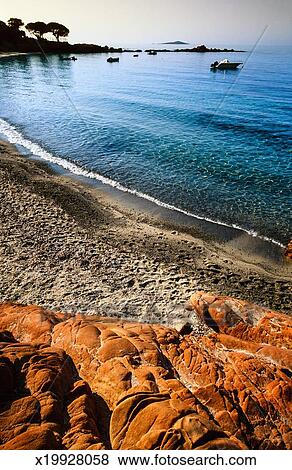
[284,240,292,261]
[0,294,291,450]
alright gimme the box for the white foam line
[0,117,285,248]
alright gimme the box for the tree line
[0,18,70,42]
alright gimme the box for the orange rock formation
[0,293,291,450]
[284,240,292,261]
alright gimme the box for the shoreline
[0,116,286,255]
[0,52,37,58]
[0,139,291,323]
[47,158,287,262]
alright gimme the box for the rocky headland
[0,18,122,54]
[145,44,244,53]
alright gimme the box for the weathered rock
[187,291,292,348]
[284,240,292,261]
[0,293,291,450]
[0,336,105,450]
[0,303,70,344]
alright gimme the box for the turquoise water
[0,46,291,244]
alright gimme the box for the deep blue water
[0,46,291,244]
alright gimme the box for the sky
[2,0,292,47]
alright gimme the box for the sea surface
[0,46,291,245]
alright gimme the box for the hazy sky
[2,0,292,46]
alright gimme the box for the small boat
[107,57,119,63]
[133,54,139,57]
[148,50,157,56]
[210,59,242,70]
[60,56,77,61]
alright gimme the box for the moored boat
[60,56,78,61]
[107,57,120,63]
[210,59,242,70]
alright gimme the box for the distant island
[145,44,245,53]
[160,40,189,45]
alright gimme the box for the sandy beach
[0,140,291,325]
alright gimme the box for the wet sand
[0,140,291,330]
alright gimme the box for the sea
[0,45,291,246]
